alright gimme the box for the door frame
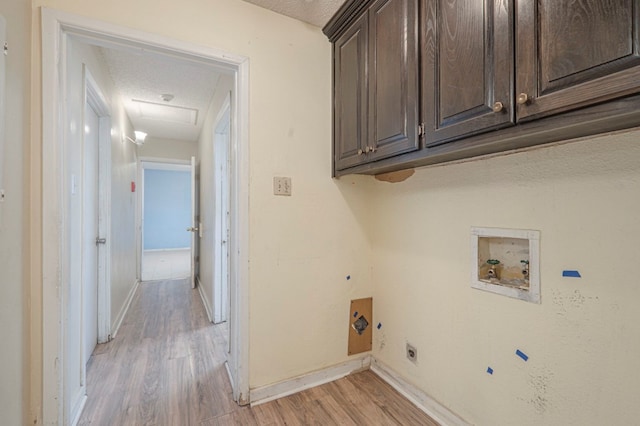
[138,158,192,282]
[41,8,251,424]
[213,95,231,324]
[84,67,112,346]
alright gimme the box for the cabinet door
[334,14,368,171]
[422,0,514,146]
[516,0,640,121]
[367,0,419,160]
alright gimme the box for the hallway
[79,279,439,425]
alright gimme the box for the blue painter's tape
[377,323,382,330]
[346,275,351,280]
[353,311,358,318]
[487,367,494,375]
[516,349,529,361]
[563,270,581,278]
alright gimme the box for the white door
[189,156,199,289]
[214,106,231,324]
[82,101,99,366]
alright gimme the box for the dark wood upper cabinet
[327,0,419,172]
[326,0,640,176]
[367,0,419,160]
[422,0,515,146]
[516,0,640,121]
[334,14,368,171]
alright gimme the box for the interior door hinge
[418,123,425,137]
[4,42,8,56]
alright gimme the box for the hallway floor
[79,278,439,425]
[141,248,191,281]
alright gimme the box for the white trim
[250,356,372,406]
[370,358,472,426]
[70,394,87,426]
[196,275,213,323]
[84,66,112,346]
[143,247,190,253]
[41,8,251,422]
[109,279,140,339]
[141,160,191,172]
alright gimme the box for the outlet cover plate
[273,176,292,196]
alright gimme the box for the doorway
[42,9,251,424]
[140,161,193,282]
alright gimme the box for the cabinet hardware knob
[493,101,504,113]
[370,146,377,153]
[517,93,529,105]
[357,149,364,155]
[365,146,371,153]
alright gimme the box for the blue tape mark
[515,349,529,361]
[353,311,358,318]
[377,323,382,330]
[346,275,351,280]
[563,270,581,278]
[487,367,494,375]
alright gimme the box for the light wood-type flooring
[78,278,440,425]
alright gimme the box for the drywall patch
[348,298,372,355]
[374,169,415,183]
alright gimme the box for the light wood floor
[79,278,439,425]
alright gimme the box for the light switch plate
[273,176,292,196]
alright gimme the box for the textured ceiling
[99,47,223,142]
[241,0,346,27]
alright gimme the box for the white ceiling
[241,0,346,27]
[97,1,345,144]
[99,47,223,142]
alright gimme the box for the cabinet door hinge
[418,123,425,137]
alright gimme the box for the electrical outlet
[406,343,418,363]
[273,176,292,196]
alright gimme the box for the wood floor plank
[78,278,441,425]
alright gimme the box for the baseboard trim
[70,393,87,426]
[110,279,140,339]
[196,276,213,323]
[249,356,372,406]
[370,358,472,426]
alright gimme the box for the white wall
[32,0,373,396]
[198,73,234,318]
[137,137,198,161]
[0,1,30,424]
[370,130,640,425]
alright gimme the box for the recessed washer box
[471,227,540,303]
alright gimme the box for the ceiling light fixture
[123,130,148,146]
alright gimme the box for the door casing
[41,8,251,424]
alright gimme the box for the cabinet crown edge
[323,0,374,41]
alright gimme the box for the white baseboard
[196,276,213,323]
[70,392,87,426]
[370,358,472,426]
[110,279,140,339]
[250,356,372,406]
[143,247,190,253]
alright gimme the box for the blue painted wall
[143,169,192,250]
